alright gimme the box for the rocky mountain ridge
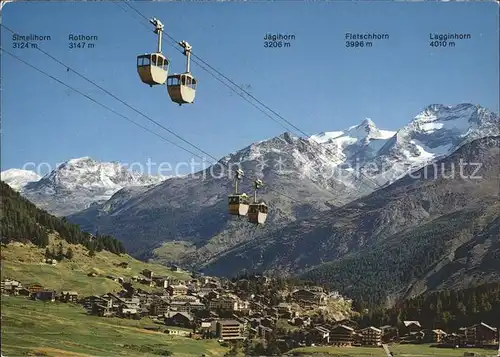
[65,103,499,268]
[1,157,167,216]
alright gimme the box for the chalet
[328,291,342,299]
[266,307,279,317]
[337,319,358,330]
[33,290,56,302]
[251,294,267,303]
[307,285,324,293]
[310,326,330,344]
[200,283,220,294]
[260,317,275,328]
[199,320,213,329]
[104,293,123,306]
[216,320,244,341]
[360,326,382,346]
[136,293,155,306]
[139,277,154,287]
[168,278,181,285]
[291,289,328,306]
[258,325,273,339]
[171,294,200,303]
[93,303,114,317]
[120,306,138,318]
[1,280,22,295]
[464,323,498,346]
[248,327,258,339]
[138,307,150,318]
[248,318,261,329]
[291,316,311,327]
[121,297,141,309]
[166,284,188,296]
[380,325,399,343]
[188,301,207,313]
[250,301,265,312]
[187,284,199,294]
[430,329,448,343]
[82,295,102,310]
[142,269,154,279]
[152,276,169,289]
[447,332,461,346]
[164,311,194,328]
[28,283,44,294]
[45,258,57,265]
[60,291,79,303]
[277,303,294,318]
[209,296,239,311]
[18,288,31,296]
[330,324,355,347]
[403,320,421,333]
[150,300,170,316]
[85,295,114,314]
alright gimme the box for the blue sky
[1,1,498,176]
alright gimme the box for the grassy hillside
[1,235,190,296]
[1,296,228,357]
[1,178,190,295]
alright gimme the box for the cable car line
[1,34,301,212]
[136,18,170,87]
[1,22,304,210]
[0,48,204,161]
[122,2,380,195]
[0,23,215,164]
[120,1,383,193]
[118,1,301,135]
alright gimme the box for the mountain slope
[3,157,167,216]
[68,132,349,260]
[0,180,125,254]
[67,104,499,267]
[1,169,41,191]
[301,199,499,307]
[201,136,500,305]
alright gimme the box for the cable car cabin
[167,73,197,105]
[248,203,268,225]
[228,194,249,216]
[137,53,169,86]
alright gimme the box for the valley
[3,103,499,307]
[2,103,499,357]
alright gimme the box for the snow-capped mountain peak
[5,103,498,217]
[310,118,396,146]
[2,156,169,216]
[372,103,499,185]
[63,156,96,167]
[0,168,41,191]
[34,157,166,194]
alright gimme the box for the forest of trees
[354,282,500,332]
[0,181,125,255]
